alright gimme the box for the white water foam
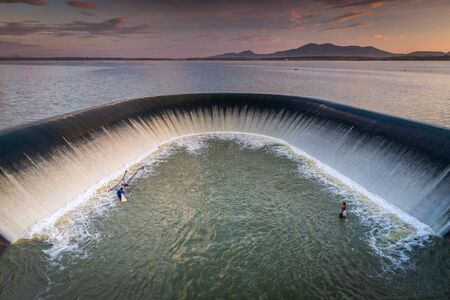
[202,133,435,267]
[26,138,189,259]
[265,141,433,266]
[23,133,434,267]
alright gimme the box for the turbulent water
[0,60,449,130]
[0,135,448,299]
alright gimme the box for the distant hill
[210,43,395,59]
[267,43,394,58]
[213,50,260,59]
[406,51,447,57]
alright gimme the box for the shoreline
[1,56,449,62]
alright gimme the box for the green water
[0,136,449,299]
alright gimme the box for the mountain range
[210,43,450,59]
[1,43,449,61]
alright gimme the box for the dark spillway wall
[0,234,8,254]
[1,94,449,167]
[0,93,449,245]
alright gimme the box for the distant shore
[1,56,449,62]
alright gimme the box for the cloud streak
[323,22,372,31]
[67,0,96,9]
[0,18,151,37]
[0,0,45,5]
[0,22,49,35]
[80,11,95,16]
[318,0,422,8]
[324,11,371,24]
[282,9,320,30]
[316,0,394,8]
[290,9,302,23]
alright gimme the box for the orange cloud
[325,11,371,24]
[350,33,407,43]
[284,10,320,30]
[368,1,384,7]
[67,0,96,9]
[290,9,302,23]
[368,34,386,40]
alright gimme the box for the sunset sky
[0,0,449,57]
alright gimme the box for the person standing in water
[117,187,125,202]
[339,201,347,218]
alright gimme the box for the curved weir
[0,93,449,244]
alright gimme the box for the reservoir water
[0,60,449,130]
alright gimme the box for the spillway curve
[0,93,449,245]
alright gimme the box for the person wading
[339,201,348,218]
[117,187,125,202]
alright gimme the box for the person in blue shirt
[117,187,125,202]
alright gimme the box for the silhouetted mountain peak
[406,51,446,57]
[210,43,450,59]
[238,50,256,55]
[212,49,258,58]
[211,43,395,59]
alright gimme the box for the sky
[0,0,449,57]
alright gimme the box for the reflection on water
[0,136,448,299]
[0,60,449,130]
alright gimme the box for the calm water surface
[0,136,448,299]
[0,60,449,130]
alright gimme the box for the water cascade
[0,93,449,244]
